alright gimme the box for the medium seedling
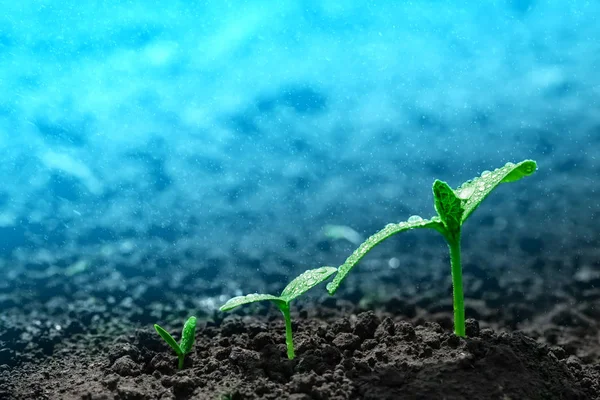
[326,160,537,337]
[154,316,197,369]
[220,266,337,359]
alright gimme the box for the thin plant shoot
[220,266,337,359]
[326,160,537,337]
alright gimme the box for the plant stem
[279,303,295,359]
[178,354,184,370]
[448,235,465,337]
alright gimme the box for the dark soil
[3,307,600,400]
[2,220,600,400]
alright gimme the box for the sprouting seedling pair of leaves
[326,160,538,337]
[220,266,337,359]
[154,316,197,369]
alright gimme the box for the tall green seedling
[220,266,337,359]
[326,160,537,337]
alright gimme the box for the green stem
[178,354,184,370]
[448,235,465,337]
[279,303,295,360]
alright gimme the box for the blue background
[0,1,597,294]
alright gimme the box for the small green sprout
[220,266,337,359]
[326,160,537,337]
[154,316,197,369]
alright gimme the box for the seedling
[220,266,337,359]
[154,316,197,369]
[326,160,537,337]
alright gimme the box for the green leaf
[154,324,183,356]
[279,266,337,303]
[219,293,284,312]
[326,217,445,295]
[501,160,538,183]
[455,160,537,223]
[433,180,463,231]
[179,316,197,355]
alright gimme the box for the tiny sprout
[327,160,537,337]
[220,266,337,359]
[154,316,197,369]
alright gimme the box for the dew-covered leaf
[219,293,284,312]
[179,316,197,355]
[280,266,337,303]
[454,160,537,223]
[326,217,445,295]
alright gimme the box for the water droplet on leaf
[407,215,423,223]
[457,186,475,199]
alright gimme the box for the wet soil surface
[2,222,600,400]
[5,311,600,400]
